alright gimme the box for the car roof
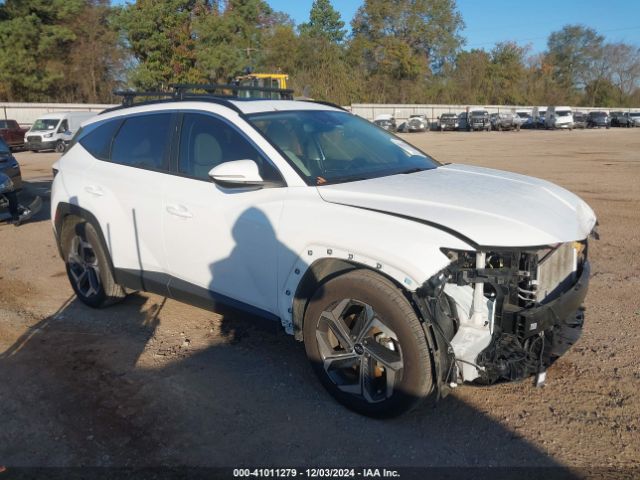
[88,98,345,127]
[229,99,342,114]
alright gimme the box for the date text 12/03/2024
[233,468,400,478]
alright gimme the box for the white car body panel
[163,176,286,314]
[275,188,472,332]
[317,164,596,247]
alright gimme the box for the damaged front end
[415,241,590,394]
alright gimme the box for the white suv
[51,88,596,417]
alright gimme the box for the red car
[0,119,28,150]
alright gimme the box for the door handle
[166,204,193,218]
[84,185,104,196]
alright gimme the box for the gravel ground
[0,128,638,471]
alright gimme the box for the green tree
[64,0,124,103]
[351,0,464,75]
[488,42,528,104]
[448,49,492,104]
[116,0,207,90]
[0,0,84,101]
[194,0,273,82]
[547,25,604,91]
[299,0,346,43]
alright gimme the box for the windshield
[32,119,60,131]
[471,111,486,117]
[517,112,530,118]
[591,112,607,117]
[248,110,439,185]
[629,113,640,117]
[557,110,571,117]
[441,114,455,118]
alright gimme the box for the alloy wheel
[315,298,404,403]
[67,235,101,298]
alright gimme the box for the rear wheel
[61,218,125,308]
[303,270,434,417]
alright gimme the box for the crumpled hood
[317,164,597,247]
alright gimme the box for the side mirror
[208,159,266,187]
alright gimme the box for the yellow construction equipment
[234,73,290,98]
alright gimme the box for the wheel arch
[290,256,417,342]
[54,202,115,277]
[292,256,451,400]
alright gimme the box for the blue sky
[267,0,640,53]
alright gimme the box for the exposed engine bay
[416,240,590,393]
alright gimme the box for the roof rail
[108,85,346,115]
[112,90,174,107]
[170,83,294,100]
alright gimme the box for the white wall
[0,103,116,126]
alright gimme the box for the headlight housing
[44,132,54,138]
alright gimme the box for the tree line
[1,0,639,107]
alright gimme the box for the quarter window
[111,113,173,170]
[78,119,122,161]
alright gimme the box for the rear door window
[111,113,173,171]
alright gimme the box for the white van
[545,106,574,130]
[25,111,96,152]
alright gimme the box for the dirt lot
[1,129,639,470]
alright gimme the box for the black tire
[303,269,434,417]
[55,141,65,153]
[61,218,125,308]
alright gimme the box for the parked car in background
[573,112,587,129]
[438,113,459,131]
[587,111,610,129]
[25,111,96,152]
[0,137,22,192]
[0,119,28,150]
[628,111,640,127]
[405,114,429,132]
[545,106,574,130]
[457,112,469,131]
[610,112,626,127]
[490,112,519,131]
[532,106,547,129]
[373,114,397,132]
[611,112,635,128]
[468,110,491,131]
[514,110,533,129]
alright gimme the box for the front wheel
[55,141,65,153]
[61,219,125,308]
[303,270,434,417]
